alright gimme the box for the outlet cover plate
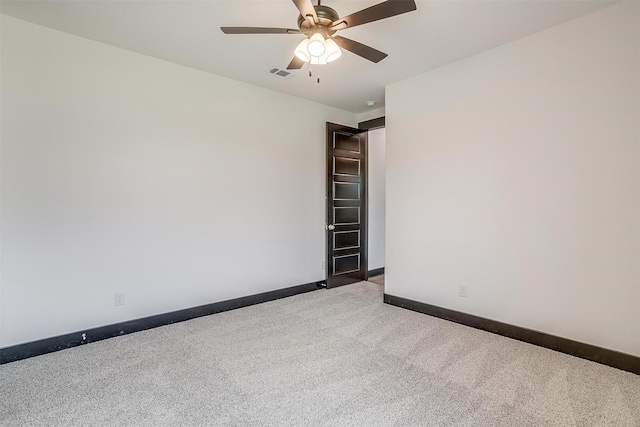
[114,292,125,306]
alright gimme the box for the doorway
[325,123,368,289]
[365,124,386,286]
[325,119,385,289]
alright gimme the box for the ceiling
[1,0,618,114]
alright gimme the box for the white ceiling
[1,0,618,114]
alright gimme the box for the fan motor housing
[297,5,340,35]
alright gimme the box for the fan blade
[292,0,318,24]
[333,36,388,63]
[221,27,301,34]
[331,0,416,30]
[287,56,305,70]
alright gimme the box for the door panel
[326,123,367,289]
[334,207,359,224]
[334,157,360,176]
[334,230,360,250]
[334,182,360,200]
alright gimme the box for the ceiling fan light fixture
[324,38,342,63]
[307,32,326,57]
[310,55,328,65]
[294,38,311,62]
[222,0,419,75]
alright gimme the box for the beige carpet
[1,281,639,426]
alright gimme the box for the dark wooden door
[326,122,367,289]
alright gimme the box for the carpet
[1,281,638,426]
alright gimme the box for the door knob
[327,224,335,231]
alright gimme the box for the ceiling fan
[221,0,417,75]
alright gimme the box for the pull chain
[317,62,320,83]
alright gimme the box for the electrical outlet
[458,285,468,298]
[114,292,125,306]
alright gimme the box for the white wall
[386,2,640,356]
[0,16,357,347]
[0,11,4,352]
[368,128,385,271]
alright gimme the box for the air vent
[269,68,291,78]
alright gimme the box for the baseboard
[384,294,640,375]
[0,281,323,364]
[367,267,385,278]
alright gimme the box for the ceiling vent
[269,68,291,78]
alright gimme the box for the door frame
[358,116,385,131]
[325,117,385,286]
[357,116,385,281]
